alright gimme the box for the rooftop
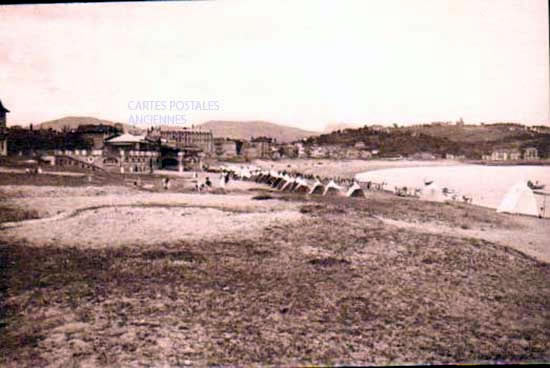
[0,100,10,113]
[105,133,147,144]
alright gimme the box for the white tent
[294,178,310,193]
[309,180,325,195]
[346,182,365,198]
[323,180,343,196]
[497,181,539,217]
[239,167,252,179]
[280,177,295,191]
[419,183,446,203]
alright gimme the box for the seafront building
[0,100,10,156]
[148,126,214,155]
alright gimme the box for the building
[370,125,390,133]
[280,144,298,158]
[411,152,436,160]
[250,136,275,158]
[529,125,550,134]
[491,149,521,161]
[148,126,214,155]
[213,138,237,159]
[354,141,366,149]
[241,143,259,159]
[103,133,160,173]
[0,100,9,156]
[77,124,120,149]
[294,142,307,158]
[523,147,539,160]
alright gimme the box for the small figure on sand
[205,177,212,188]
[162,177,170,190]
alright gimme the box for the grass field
[1,171,549,366]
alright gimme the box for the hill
[306,123,550,159]
[38,116,139,133]
[401,123,531,144]
[323,122,363,133]
[197,120,318,142]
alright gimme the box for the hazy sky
[0,0,548,131]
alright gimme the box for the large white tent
[497,181,539,217]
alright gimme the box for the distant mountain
[36,117,318,142]
[197,120,318,142]
[38,116,140,133]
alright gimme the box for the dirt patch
[1,205,304,249]
[252,194,274,200]
[308,257,351,267]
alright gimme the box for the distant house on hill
[0,100,9,156]
[446,153,466,160]
[370,125,389,133]
[309,145,325,159]
[523,147,539,160]
[529,125,550,134]
[491,148,521,161]
[411,152,436,160]
[354,141,366,149]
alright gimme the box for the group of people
[25,166,43,175]
[193,171,231,192]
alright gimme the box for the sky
[0,0,548,131]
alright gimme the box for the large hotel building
[148,126,214,154]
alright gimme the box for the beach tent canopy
[346,182,365,198]
[323,180,343,196]
[419,183,446,202]
[309,180,325,195]
[497,181,539,217]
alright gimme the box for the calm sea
[356,164,550,215]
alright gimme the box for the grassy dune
[1,183,549,366]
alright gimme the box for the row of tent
[252,170,367,198]
[225,166,545,218]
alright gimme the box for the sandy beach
[252,158,462,178]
